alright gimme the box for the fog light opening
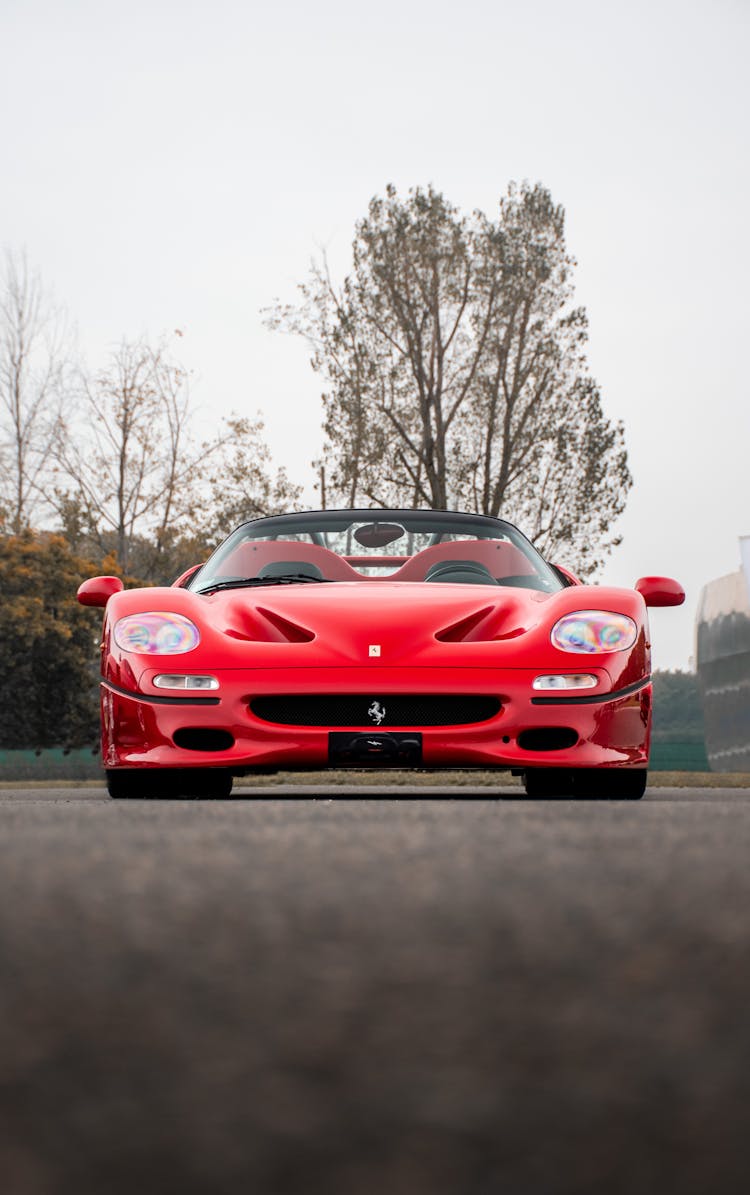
[173,728,234,752]
[517,727,579,751]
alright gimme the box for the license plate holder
[329,731,423,766]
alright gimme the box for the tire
[523,768,574,798]
[178,769,233,799]
[572,769,647,800]
[106,770,168,799]
[523,768,648,800]
[106,769,233,799]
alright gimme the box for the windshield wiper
[197,574,330,595]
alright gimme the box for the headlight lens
[114,612,201,655]
[551,610,637,654]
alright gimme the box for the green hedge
[650,739,710,772]
[0,749,102,781]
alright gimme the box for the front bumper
[101,666,651,771]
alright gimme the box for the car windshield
[187,509,564,593]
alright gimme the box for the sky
[2,0,748,670]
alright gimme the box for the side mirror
[77,576,124,608]
[635,576,685,607]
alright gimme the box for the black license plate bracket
[329,731,423,766]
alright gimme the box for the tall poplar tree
[268,182,631,576]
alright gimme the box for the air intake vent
[517,727,578,751]
[173,728,235,752]
[249,695,501,727]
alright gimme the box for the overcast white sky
[2,0,748,669]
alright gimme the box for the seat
[391,539,537,582]
[221,541,360,581]
[257,561,324,580]
[424,560,498,585]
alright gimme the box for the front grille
[249,695,501,727]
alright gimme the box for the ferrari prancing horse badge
[368,701,386,725]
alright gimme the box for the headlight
[113,612,201,655]
[551,610,637,654]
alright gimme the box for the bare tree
[267,183,632,576]
[0,251,70,532]
[54,335,301,574]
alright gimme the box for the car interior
[216,538,546,587]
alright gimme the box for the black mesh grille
[249,695,501,727]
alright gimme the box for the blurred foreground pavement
[0,787,749,1195]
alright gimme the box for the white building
[695,537,750,771]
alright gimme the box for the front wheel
[572,769,647,800]
[106,770,161,799]
[179,769,233,799]
[106,769,233,799]
[523,768,574,798]
[523,768,647,800]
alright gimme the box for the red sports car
[77,509,684,799]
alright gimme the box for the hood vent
[435,606,495,642]
[221,604,315,643]
[435,604,526,643]
[257,607,315,643]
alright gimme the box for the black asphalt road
[1,785,749,1195]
